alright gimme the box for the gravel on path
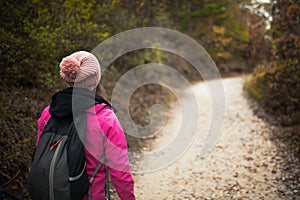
[133,77,300,200]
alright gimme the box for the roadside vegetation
[244,0,300,126]
[0,0,299,198]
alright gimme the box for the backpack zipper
[50,138,62,151]
[69,162,86,181]
[49,138,63,200]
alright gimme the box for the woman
[35,51,136,199]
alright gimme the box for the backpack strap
[89,159,103,184]
[88,160,103,200]
[87,98,111,199]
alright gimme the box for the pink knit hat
[59,51,101,91]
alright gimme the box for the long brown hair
[96,84,111,104]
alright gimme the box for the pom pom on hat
[60,57,81,82]
[59,51,101,91]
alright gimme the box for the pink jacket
[36,103,136,200]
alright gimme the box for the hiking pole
[105,165,110,200]
[0,187,20,200]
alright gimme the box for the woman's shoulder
[38,105,51,123]
[94,103,117,120]
[37,105,51,138]
[42,105,50,114]
[93,103,122,129]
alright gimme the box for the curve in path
[133,77,289,200]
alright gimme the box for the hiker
[30,51,135,200]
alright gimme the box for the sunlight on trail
[134,77,289,199]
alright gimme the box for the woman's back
[34,51,135,200]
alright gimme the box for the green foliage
[169,0,250,73]
[196,2,228,16]
[1,0,251,87]
[1,0,37,86]
[0,0,262,197]
[1,0,117,89]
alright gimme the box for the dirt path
[133,77,298,200]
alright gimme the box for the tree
[246,0,300,125]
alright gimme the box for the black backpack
[28,98,110,200]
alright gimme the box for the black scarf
[49,87,110,118]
